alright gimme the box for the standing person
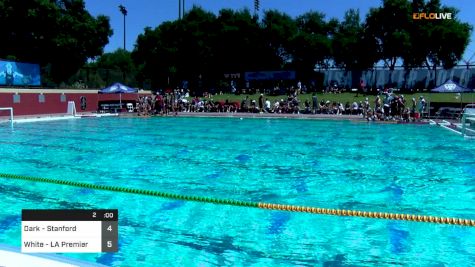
[137,96,143,116]
[155,94,163,115]
[312,93,318,114]
[164,93,169,115]
[241,96,249,113]
[363,97,370,118]
[358,79,365,97]
[258,94,264,113]
[170,91,177,115]
[411,97,417,121]
[418,96,426,119]
[398,95,406,118]
[375,95,382,112]
[265,98,271,113]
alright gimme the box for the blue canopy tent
[432,80,473,110]
[99,83,138,109]
[431,80,472,93]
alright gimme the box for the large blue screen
[0,60,41,86]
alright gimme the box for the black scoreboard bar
[22,209,118,221]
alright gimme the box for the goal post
[0,107,14,129]
[461,113,475,137]
[67,101,77,116]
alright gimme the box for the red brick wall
[0,92,140,116]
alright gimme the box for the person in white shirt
[265,98,271,113]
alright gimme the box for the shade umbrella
[431,79,473,109]
[99,82,138,109]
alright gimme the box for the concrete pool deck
[173,112,364,120]
[121,112,367,121]
[0,113,118,124]
[0,244,106,267]
[122,112,437,124]
[0,111,441,125]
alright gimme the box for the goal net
[461,113,475,137]
[0,107,14,129]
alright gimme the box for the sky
[84,0,475,63]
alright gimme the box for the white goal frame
[0,107,13,129]
[461,113,475,138]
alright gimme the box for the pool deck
[0,111,440,125]
[173,112,364,120]
[121,112,368,121]
[0,112,118,124]
[123,112,436,124]
[0,244,106,267]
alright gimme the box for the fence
[25,64,475,92]
[318,65,475,90]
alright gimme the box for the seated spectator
[319,100,327,114]
[403,108,410,122]
[345,102,351,115]
[352,102,359,115]
[304,100,310,114]
[338,102,344,115]
[274,100,280,113]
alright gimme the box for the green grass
[194,92,475,105]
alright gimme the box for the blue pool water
[1,117,475,266]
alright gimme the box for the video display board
[0,60,41,86]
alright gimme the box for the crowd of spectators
[134,87,427,122]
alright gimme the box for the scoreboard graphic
[21,210,118,253]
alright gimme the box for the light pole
[178,0,185,19]
[254,0,260,16]
[119,5,127,50]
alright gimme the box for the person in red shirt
[358,79,365,97]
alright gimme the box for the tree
[289,11,335,78]
[406,0,472,70]
[262,10,297,69]
[0,0,112,84]
[133,23,180,88]
[133,6,273,90]
[332,9,378,70]
[365,0,412,70]
[365,0,471,72]
[177,6,217,86]
[131,1,471,90]
[213,8,272,73]
[93,49,137,86]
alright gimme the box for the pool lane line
[1,173,474,227]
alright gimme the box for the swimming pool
[1,117,475,266]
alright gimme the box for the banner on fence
[319,67,475,89]
[244,71,296,81]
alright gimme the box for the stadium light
[254,0,260,15]
[119,5,127,50]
